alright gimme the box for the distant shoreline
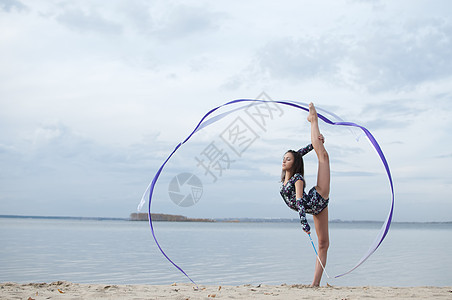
[0,215,128,221]
[1,214,451,224]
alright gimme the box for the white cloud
[0,121,173,217]
[55,8,123,34]
[247,16,452,92]
[0,0,28,12]
[351,18,452,92]
[151,4,225,40]
[256,36,346,81]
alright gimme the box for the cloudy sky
[1,0,451,222]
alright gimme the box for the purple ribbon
[140,99,394,283]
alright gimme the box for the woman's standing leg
[308,103,330,287]
[312,207,329,286]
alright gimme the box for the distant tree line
[130,213,214,222]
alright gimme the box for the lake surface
[0,217,451,287]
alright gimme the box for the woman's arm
[295,179,311,234]
[295,179,304,199]
[297,144,313,156]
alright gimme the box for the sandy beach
[1,281,451,300]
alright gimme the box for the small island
[130,213,215,222]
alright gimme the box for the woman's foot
[307,102,318,123]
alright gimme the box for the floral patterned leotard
[280,144,329,232]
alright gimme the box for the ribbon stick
[140,99,395,284]
[309,233,331,279]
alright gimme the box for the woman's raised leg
[307,103,330,200]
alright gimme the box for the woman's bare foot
[307,102,318,123]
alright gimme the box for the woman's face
[282,152,294,172]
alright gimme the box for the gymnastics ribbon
[138,99,394,283]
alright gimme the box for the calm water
[0,217,451,287]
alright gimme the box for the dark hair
[281,150,304,182]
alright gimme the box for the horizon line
[1,214,451,224]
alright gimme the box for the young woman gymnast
[280,103,330,287]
